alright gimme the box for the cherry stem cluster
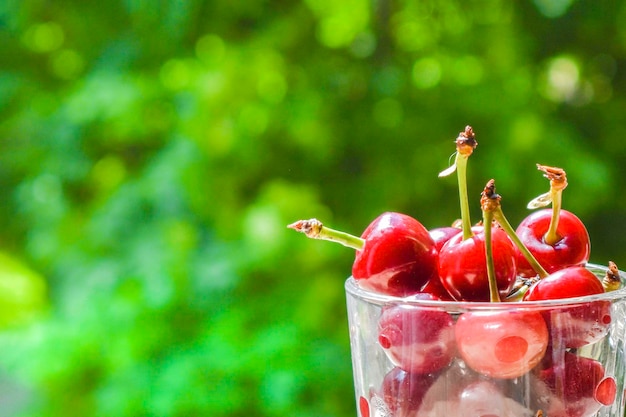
[287,219,365,250]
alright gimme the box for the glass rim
[345,263,626,310]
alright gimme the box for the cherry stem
[603,261,621,292]
[505,278,537,301]
[537,164,567,246]
[456,126,477,240]
[481,185,501,302]
[287,219,364,250]
[484,181,550,279]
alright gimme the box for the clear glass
[345,264,626,417]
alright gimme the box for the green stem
[504,285,529,301]
[545,189,562,246]
[456,153,474,240]
[492,208,549,279]
[287,219,364,250]
[482,210,501,302]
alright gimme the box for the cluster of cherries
[289,126,622,417]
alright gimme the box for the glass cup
[345,264,626,417]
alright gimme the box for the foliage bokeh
[2,1,626,416]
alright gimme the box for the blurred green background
[1,0,626,416]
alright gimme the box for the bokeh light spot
[412,58,441,89]
[544,56,580,102]
[160,59,192,90]
[393,19,434,52]
[257,71,287,104]
[92,155,127,193]
[533,0,575,18]
[318,16,355,48]
[23,22,64,53]
[308,0,370,49]
[50,49,84,80]
[195,34,226,66]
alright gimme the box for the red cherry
[524,266,604,300]
[535,352,613,417]
[515,209,590,277]
[420,275,454,300]
[429,226,461,251]
[524,266,610,348]
[377,294,456,374]
[381,367,439,417]
[438,226,517,301]
[352,212,438,296]
[455,310,549,379]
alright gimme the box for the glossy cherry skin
[352,212,438,297]
[524,266,610,348]
[455,310,548,379]
[422,227,462,301]
[515,209,590,277]
[438,226,517,301]
[429,226,462,251]
[534,352,616,417]
[377,294,456,374]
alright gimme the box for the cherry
[516,209,590,276]
[429,226,462,251]
[455,309,549,379]
[524,266,610,348]
[515,165,590,277]
[535,352,615,417]
[420,274,454,300]
[377,294,456,374]
[453,380,531,417]
[381,366,439,417]
[416,361,530,416]
[352,212,438,296]
[438,226,517,301]
[287,212,438,296]
[407,226,462,301]
[524,266,605,301]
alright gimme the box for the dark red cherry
[515,209,590,277]
[429,226,461,251]
[381,367,439,417]
[455,310,549,379]
[420,275,454,300]
[377,294,456,374]
[438,226,517,301]
[524,266,610,348]
[535,352,615,417]
[352,212,438,296]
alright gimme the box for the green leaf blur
[1,1,626,416]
